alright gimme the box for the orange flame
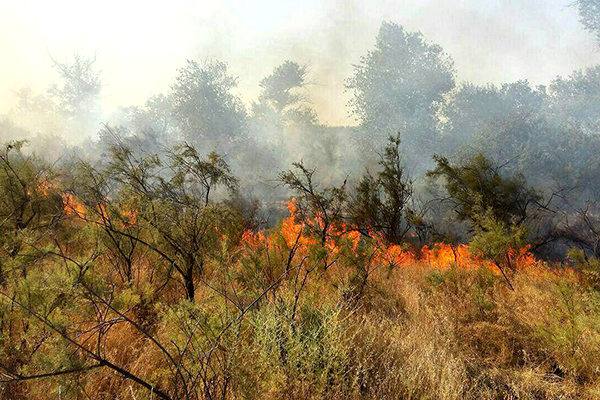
[280,199,317,247]
[238,199,541,274]
[62,193,86,218]
[375,243,416,266]
[241,229,267,249]
[61,192,139,229]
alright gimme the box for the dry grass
[5,259,600,399]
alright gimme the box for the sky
[1,0,599,126]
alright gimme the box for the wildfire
[61,192,539,273]
[509,245,537,269]
[241,229,267,249]
[240,198,540,273]
[419,243,491,270]
[61,192,138,228]
[35,179,58,196]
[280,199,317,247]
[375,243,416,267]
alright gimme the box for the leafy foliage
[348,135,415,244]
[427,153,541,230]
[576,0,600,44]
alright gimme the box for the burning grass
[242,199,542,275]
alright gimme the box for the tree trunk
[184,267,195,301]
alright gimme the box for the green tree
[576,0,600,44]
[253,60,315,125]
[0,141,62,281]
[50,54,101,119]
[469,210,528,289]
[440,81,544,152]
[347,135,414,244]
[427,153,541,230]
[71,136,239,301]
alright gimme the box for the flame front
[241,200,540,273]
[61,192,540,273]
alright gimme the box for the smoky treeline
[2,9,600,257]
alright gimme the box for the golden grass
[6,259,600,399]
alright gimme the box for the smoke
[1,0,599,127]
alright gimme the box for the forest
[2,1,600,399]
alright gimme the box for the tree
[50,54,101,118]
[250,60,325,166]
[253,60,316,126]
[576,0,600,44]
[440,81,545,152]
[279,162,347,247]
[346,21,455,161]
[427,153,541,231]
[427,153,541,288]
[171,59,246,150]
[539,200,600,260]
[8,88,65,139]
[249,61,345,201]
[109,94,176,154]
[70,133,239,301]
[2,54,101,145]
[49,54,102,141]
[469,210,527,290]
[441,74,600,201]
[0,141,62,281]
[546,66,600,136]
[347,135,414,244]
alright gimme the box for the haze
[1,0,598,125]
